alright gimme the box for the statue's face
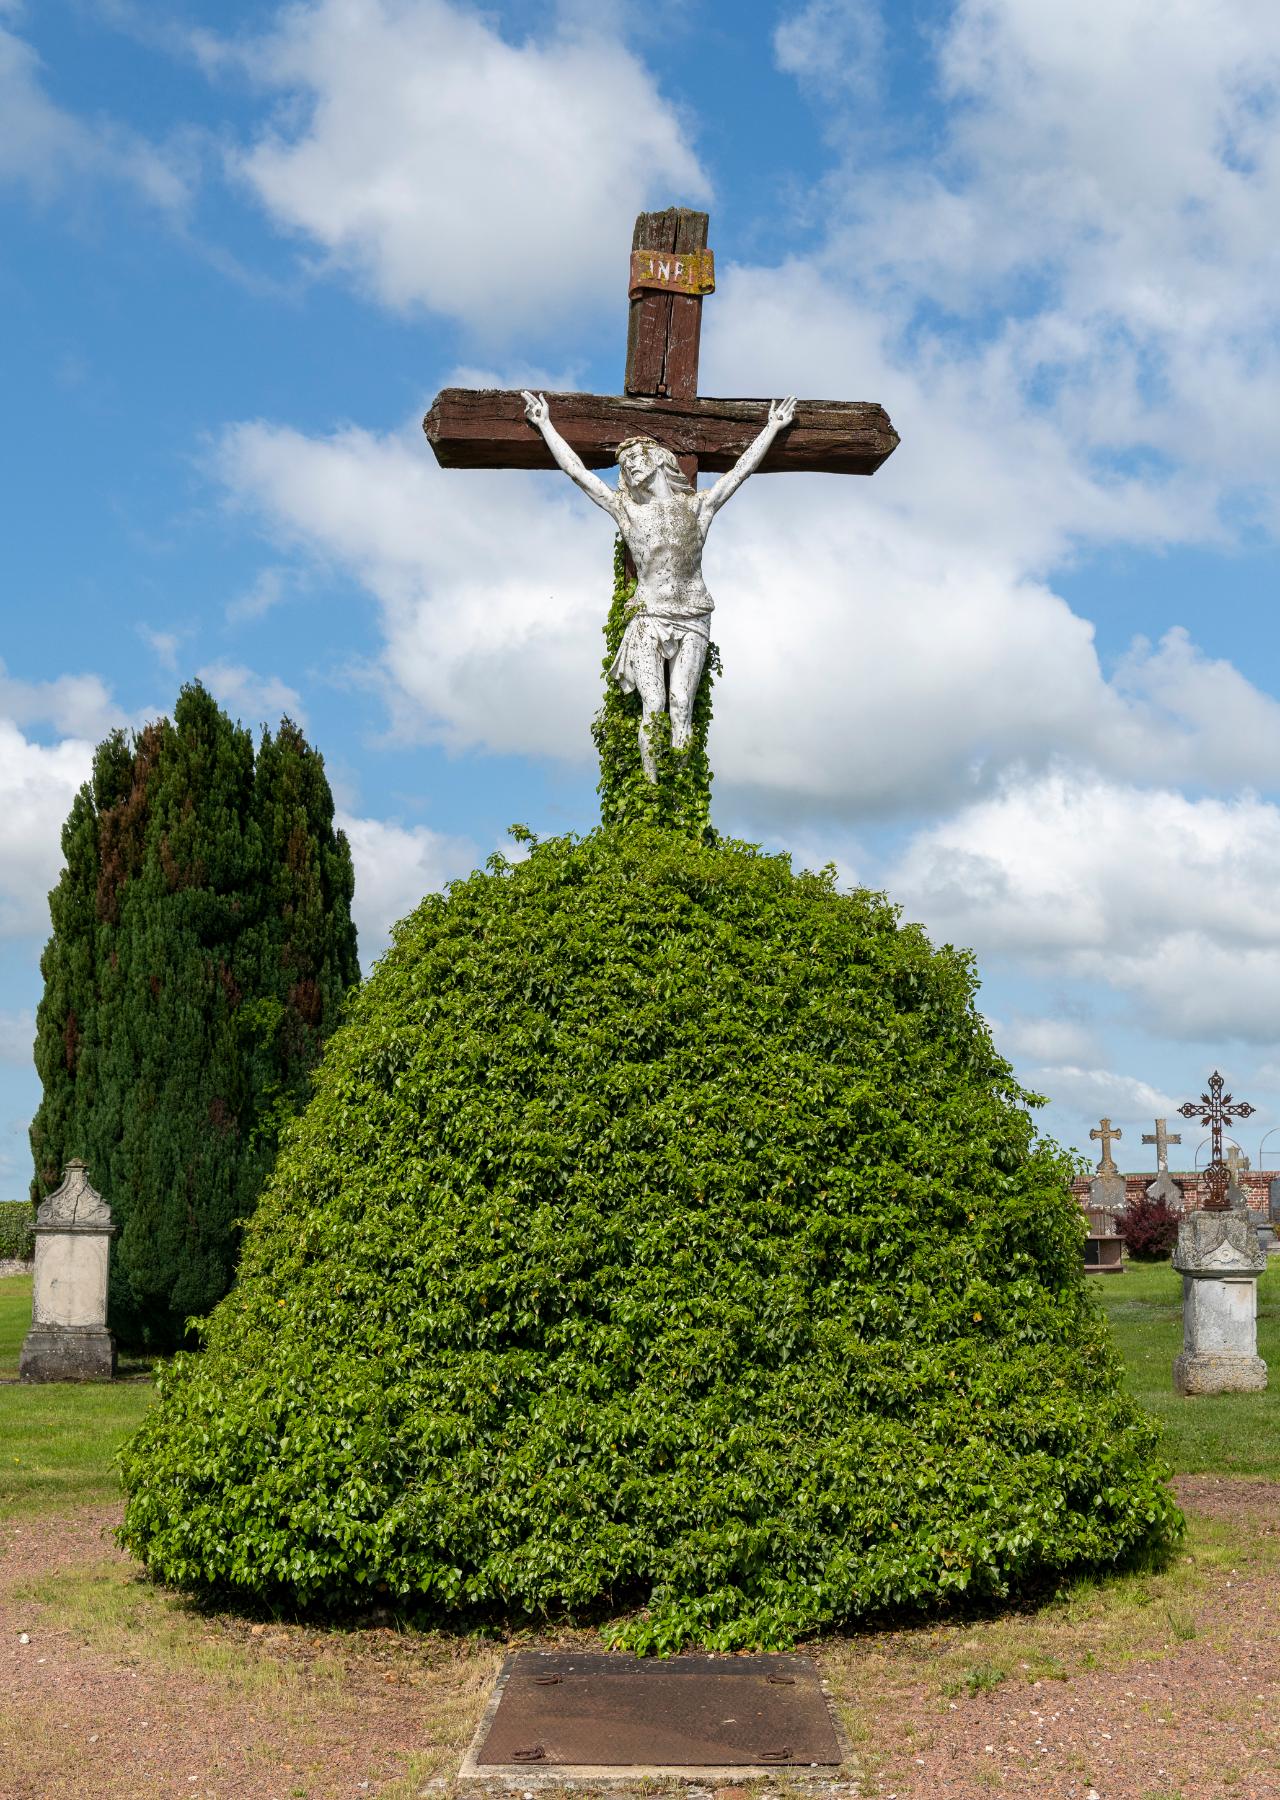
[618,441,661,489]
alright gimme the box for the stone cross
[1090,1117,1122,1176]
[1142,1118,1181,1173]
[1225,1144,1253,1211]
[1179,1070,1256,1213]
[424,208,899,491]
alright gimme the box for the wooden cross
[423,207,898,495]
[1089,1116,1122,1176]
[1178,1070,1255,1211]
[1141,1118,1181,1173]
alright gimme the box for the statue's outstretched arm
[702,397,796,516]
[522,392,619,518]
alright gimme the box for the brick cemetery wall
[1070,1171,1274,1217]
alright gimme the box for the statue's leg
[628,639,668,781]
[667,633,709,752]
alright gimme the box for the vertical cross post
[1178,1071,1255,1211]
[1090,1117,1122,1176]
[625,208,710,489]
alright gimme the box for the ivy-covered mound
[120,829,1179,1649]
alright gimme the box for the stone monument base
[19,1324,116,1383]
[1172,1209,1267,1399]
[1173,1348,1267,1396]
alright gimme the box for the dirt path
[0,1508,499,1799]
[1,1479,1277,1799]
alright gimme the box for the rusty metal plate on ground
[475,1650,842,1767]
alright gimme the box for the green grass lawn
[1093,1255,1280,1477]
[0,1270,32,1373]
[0,1274,154,1519]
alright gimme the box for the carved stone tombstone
[1225,1145,1252,1214]
[1083,1116,1126,1271]
[19,1161,117,1382]
[1264,1177,1280,1255]
[1142,1117,1183,1209]
[1172,1210,1267,1395]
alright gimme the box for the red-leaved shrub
[1119,1194,1181,1261]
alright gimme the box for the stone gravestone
[19,1160,117,1382]
[1084,1116,1125,1271]
[1264,1176,1280,1255]
[1142,1117,1183,1209]
[1172,1210,1267,1394]
[1225,1144,1252,1214]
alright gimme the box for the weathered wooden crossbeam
[423,388,899,477]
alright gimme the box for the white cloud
[0,720,92,940]
[224,0,708,332]
[225,565,291,625]
[214,419,608,761]
[775,0,884,100]
[891,770,1280,1039]
[0,660,124,743]
[0,19,188,212]
[196,660,307,728]
[211,408,1280,824]
[995,1014,1101,1067]
[338,810,478,967]
[0,1009,34,1067]
[138,626,181,673]
[1024,1065,1176,1122]
[805,0,1280,510]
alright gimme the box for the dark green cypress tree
[29,684,359,1347]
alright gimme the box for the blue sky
[4,0,1280,1194]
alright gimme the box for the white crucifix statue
[422,207,898,782]
[521,390,794,777]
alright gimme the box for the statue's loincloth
[608,610,711,693]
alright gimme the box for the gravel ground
[0,1476,1276,1800]
[859,1476,1280,1800]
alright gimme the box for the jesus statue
[522,390,796,779]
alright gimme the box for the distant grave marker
[19,1160,116,1382]
[1143,1116,1185,1209]
[1085,1115,1125,1270]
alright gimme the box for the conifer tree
[30,684,358,1346]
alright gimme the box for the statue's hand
[769,395,797,430]
[522,390,550,429]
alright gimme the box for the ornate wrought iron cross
[1178,1071,1255,1211]
[1089,1116,1122,1175]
